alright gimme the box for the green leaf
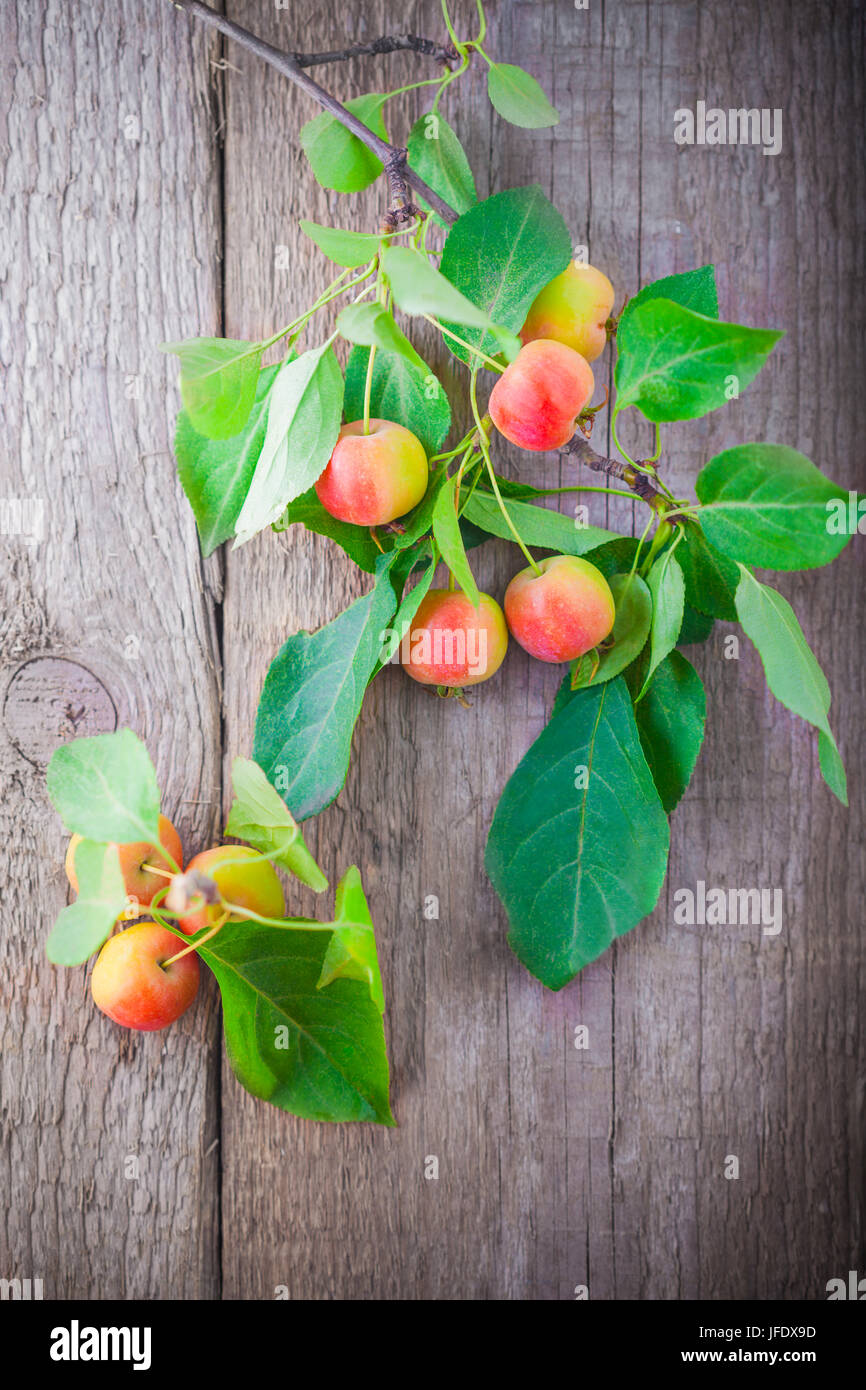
[696,443,853,571]
[234,343,344,546]
[175,364,280,556]
[677,520,740,620]
[224,757,327,892]
[677,602,715,646]
[299,219,381,268]
[274,485,384,573]
[336,302,427,375]
[46,841,128,966]
[199,914,393,1124]
[486,678,669,989]
[734,566,847,804]
[432,476,480,606]
[570,573,652,689]
[253,555,399,821]
[438,186,572,365]
[372,551,437,676]
[406,112,476,223]
[317,866,385,1014]
[626,265,719,320]
[299,93,389,194]
[633,650,707,813]
[160,337,263,440]
[615,298,782,423]
[638,551,685,699]
[486,62,559,129]
[47,729,161,845]
[380,246,513,357]
[462,491,619,555]
[344,345,451,457]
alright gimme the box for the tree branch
[292,35,460,70]
[563,436,667,509]
[168,0,459,224]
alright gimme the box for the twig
[563,436,667,509]
[168,0,459,225]
[292,35,460,69]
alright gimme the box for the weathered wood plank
[0,0,224,1298]
[216,0,865,1299]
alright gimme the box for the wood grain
[2,0,863,1301]
[0,0,224,1298]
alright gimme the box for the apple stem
[161,913,229,969]
[142,862,175,880]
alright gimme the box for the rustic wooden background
[1,0,863,1301]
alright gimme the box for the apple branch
[564,436,668,510]
[292,35,460,70]
[168,0,459,224]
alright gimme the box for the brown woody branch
[563,436,667,509]
[292,35,460,70]
[168,0,459,224]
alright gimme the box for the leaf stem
[423,314,505,371]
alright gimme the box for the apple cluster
[315,262,618,690]
[67,823,286,1032]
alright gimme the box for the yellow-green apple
[520,261,615,362]
[177,845,285,935]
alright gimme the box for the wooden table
[2,0,863,1300]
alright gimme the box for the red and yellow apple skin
[504,555,616,664]
[401,589,509,688]
[90,922,199,1031]
[520,262,615,363]
[178,845,285,935]
[488,340,594,452]
[65,813,183,909]
[315,418,429,526]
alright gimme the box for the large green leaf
[696,443,853,570]
[625,265,718,320]
[344,345,451,457]
[47,729,161,845]
[462,491,618,555]
[175,364,279,555]
[160,337,263,440]
[253,556,399,821]
[615,298,782,422]
[438,186,572,365]
[734,566,847,804]
[633,650,706,813]
[677,520,740,620]
[46,841,128,966]
[234,344,344,545]
[199,910,393,1125]
[638,551,685,699]
[224,758,327,892]
[486,678,670,989]
[486,63,559,129]
[407,112,476,222]
[299,93,389,193]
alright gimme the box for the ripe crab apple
[520,261,616,363]
[504,555,616,663]
[315,418,429,526]
[401,588,508,688]
[488,340,594,452]
[90,922,199,1031]
[65,813,183,910]
[177,845,285,935]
